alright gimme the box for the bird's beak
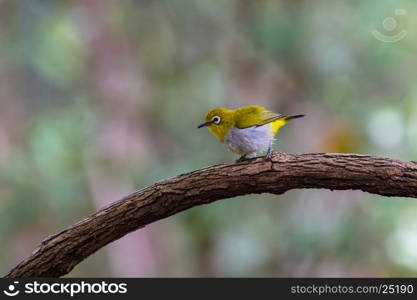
[198,121,211,128]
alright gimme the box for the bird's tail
[271,114,305,135]
[284,114,305,121]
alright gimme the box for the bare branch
[5,152,417,277]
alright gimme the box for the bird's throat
[207,125,229,142]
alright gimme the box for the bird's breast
[224,124,274,155]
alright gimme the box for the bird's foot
[265,146,273,161]
[235,155,248,163]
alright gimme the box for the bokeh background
[1,0,417,277]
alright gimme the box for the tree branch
[5,152,417,277]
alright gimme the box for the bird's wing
[234,105,286,129]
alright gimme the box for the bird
[198,105,304,162]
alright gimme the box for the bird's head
[198,107,235,141]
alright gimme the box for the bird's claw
[265,146,273,161]
[235,155,247,163]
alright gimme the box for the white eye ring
[212,116,221,124]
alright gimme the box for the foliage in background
[1,0,417,276]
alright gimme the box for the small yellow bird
[198,105,304,162]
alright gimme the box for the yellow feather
[271,118,288,135]
[234,105,285,129]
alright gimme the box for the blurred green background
[1,0,417,277]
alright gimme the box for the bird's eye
[212,116,221,124]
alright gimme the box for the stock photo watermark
[3,281,20,297]
[2,280,128,298]
[372,9,408,43]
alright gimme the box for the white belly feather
[224,124,274,155]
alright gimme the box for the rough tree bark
[5,152,417,277]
